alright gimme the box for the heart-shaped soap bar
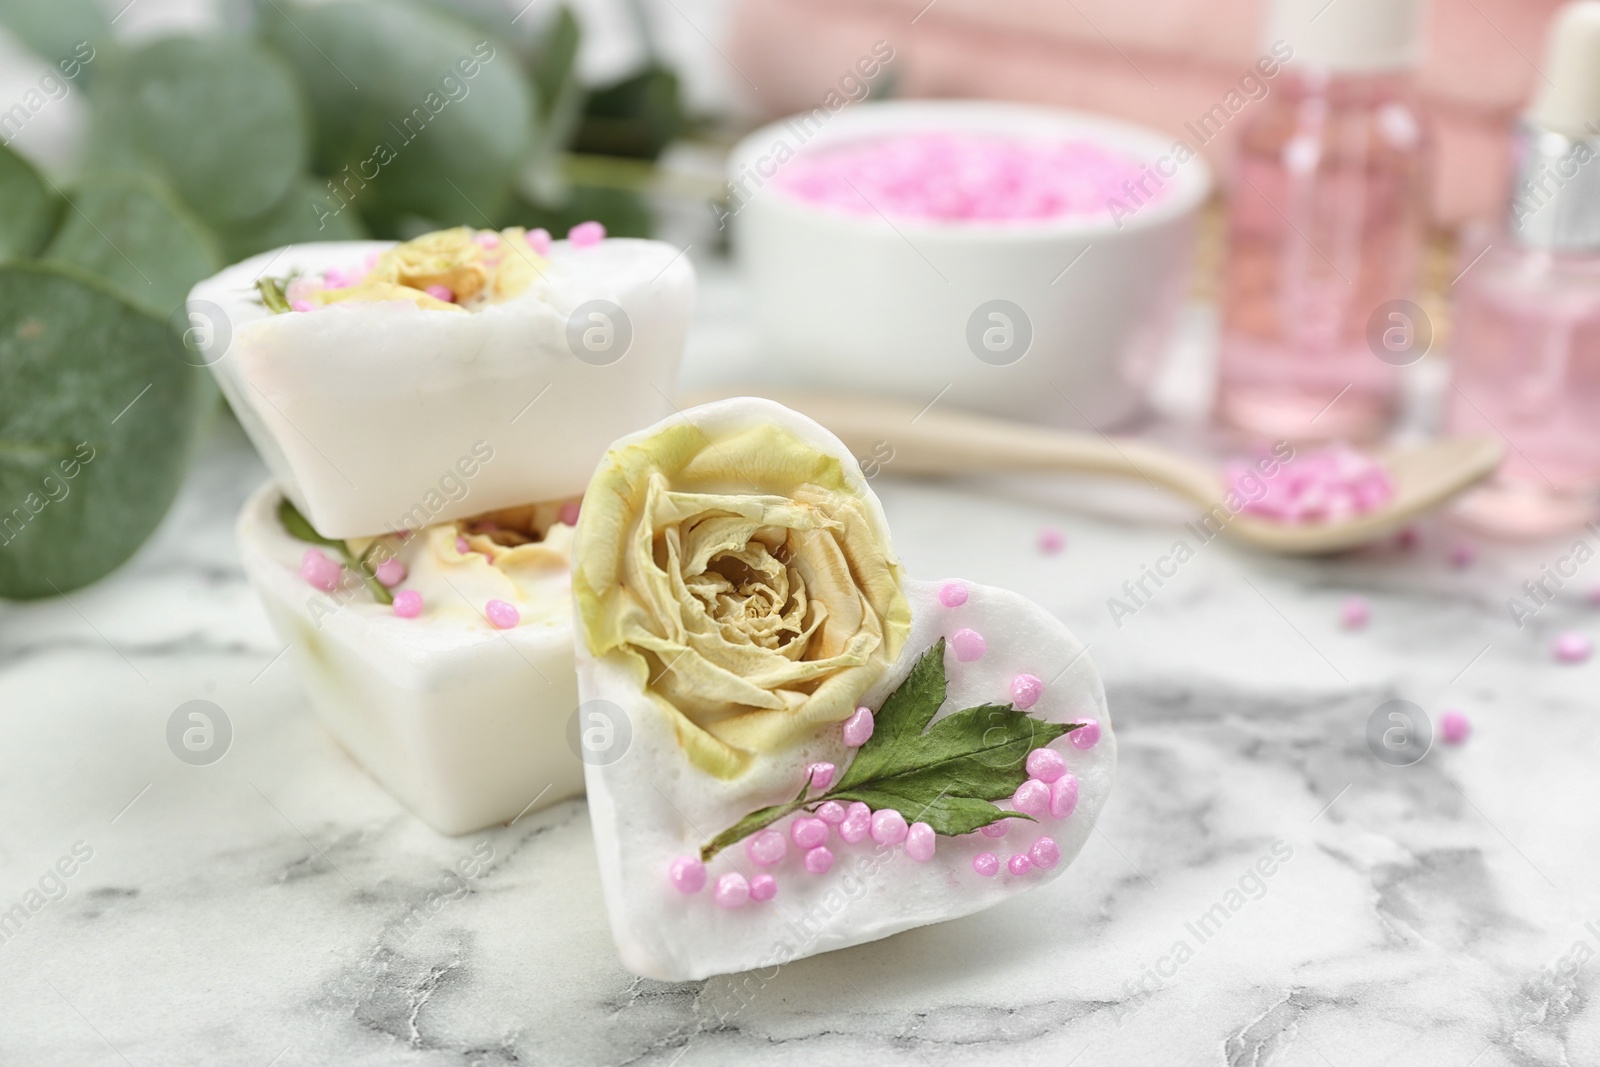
[571,398,1114,980]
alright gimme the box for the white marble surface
[4,267,1600,1066]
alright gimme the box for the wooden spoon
[684,388,1504,556]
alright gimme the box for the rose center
[688,542,811,651]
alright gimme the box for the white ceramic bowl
[728,100,1209,428]
[236,482,584,835]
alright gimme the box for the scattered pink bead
[973,852,1000,877]
[905,822,936,862]
[748,873,777,902]
[424,284,454,303]
[838,802,872,843]
[568,220,606,247]
[1439,709,1471,745]
[1448,542,1476,569]
[1396,525,1420,550]
[1070,719,1101,750]
[803,846,834,874]
[1038,527,1066,554]
[1554,632,1592,664]
[668,856,705,894]
[392,589,423,619]
[1011,673,1044,710]
[290,299,314,313]
[1589,583,1600,607]
[1008,853,1033,876]
[1025,747,1066,783]
[842,707,874,747]
[951,628,987,662]
[1341,596,1370,630]
[455,536,472,555]
[790,817,829,850]
[713,872,750,908]
[870,808,908,845]
[299,549,341,592]
[816,800,847,825]
[558,499,581,526]
[939,581,969,608]
[375,558,406,587]
[475,231,500,248]
[806,762,836,791]
[1012,779,1050,816]
[1030,836,1061,870]
[527,227,553,256]
[745,830,787,866]
[979,820,1010,839]
[1050,774,1079,819]
[485,599,520,629]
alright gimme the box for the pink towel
[726,0,1563,225]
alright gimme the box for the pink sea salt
[1229,445,1394,525]
[774,132,1158,223]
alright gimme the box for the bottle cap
[1528,1,1600,138]
[1509,2,1600,250]
[1266,0,1429,73]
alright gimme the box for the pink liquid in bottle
[1215,69,1430,442]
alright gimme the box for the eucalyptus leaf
[44,172,220,320]
[572,66,685,161]
[502,184,652,238]
[0,264,212,599]
[0,141,58,260]
[0,0,111,81]
[90,35,308,229]
[259,0,534,228]
[219,177,367,263]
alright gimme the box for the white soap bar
[571,399,1114,980]
[192,235,694,539]
[236,481,584,835]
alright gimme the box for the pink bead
[1007,853,1033,876]
[290,299,314,313]
[475,231,500,248]
[1038,527,1066,554]
[299,549,342,592]
[939,581,969,607]
[1011,673,1044,710]
[424,284,454,302]
[791,817,829,850]
[842,707,874,747]
[870,808,908,845]
[568,220,606,247]
[1012,779,1050,816]
[803,846,834,874]
[806,762,836,791]
[1050,774,1079,819]
[1025,747,1066,783]
[816,800,847,824]
[528,227,553,256]
[668,856,705,893]
[392,589,423,619]
[455,536,472,555]
[1440,709,1471,745]
[1589,583,1600,606]
[1396,525,1420,550]
[375,558,406,587]
[905,822,936,862]
[1555,632,1593,664]
[1030,836,1061,870]
[973,851,1000,877]
[485,599,520,629]
[838,802,872,843]
[979,820,1009,839]
[745,829,787,866]
[951,628,986,662]
[1448,542,1476,568]
[748,873,777,902]
[558,499,581,526]
[1341,596,1370,630]
[713,872,750,908]
[1070,719,1101,750]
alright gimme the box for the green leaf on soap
[699,640,1077,859]
[276,497,394,606]
[43,172,220,319]
[89,35,308,230]
[0,142,59,261]
[0,263,213,599]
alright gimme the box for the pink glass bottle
[1215,0,1431,443]
[1446,1,1600,538]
